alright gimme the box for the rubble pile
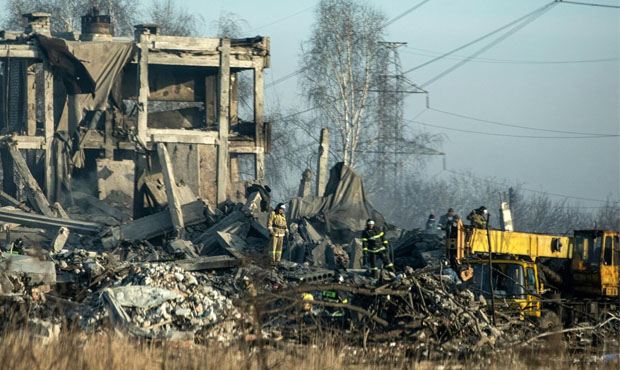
[259,267,523,359]
[98,263,242,342]
[392,229,443,269]
[0,162,617,364]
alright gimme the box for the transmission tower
[374,42,408,190]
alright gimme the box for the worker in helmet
[425,213,437,233]
[361,219,394,277]
[467,206,488,229]
[268,203,289,263]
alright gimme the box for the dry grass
[0,330,373,370]
[0,329,618,370]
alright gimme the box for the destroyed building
[0,11,617,367]
[0,10,270,215]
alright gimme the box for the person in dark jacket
[361,219,394,277]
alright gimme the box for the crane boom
[447,220,571,269]
[467,228,572,260]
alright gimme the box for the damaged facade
[0,10,270,215]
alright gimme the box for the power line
[429,107,617,137]
[266,0,435,89]
[402,1,558,75]
[421,2,557,87]
[265,68,305,88]
[406,118,619,139]
[444,169,619,204]
[382,0,434,28]
[279,106,319,120]
[559,0,620,8]
[251,5,314,31]
[401,47,618,65]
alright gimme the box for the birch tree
[300,0,385,168]
[149,0,204,36]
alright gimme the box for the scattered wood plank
[0,208,103,234]
[0,190,31,212]
[107,200,206,244]
[157,143,184,235]
[6,143,55,217]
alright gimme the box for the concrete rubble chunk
[1,254,56,285]
[245,191,262,217]
[104,286,182,309]
[51,226,69,252]
[168,239,198,258]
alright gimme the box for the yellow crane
[446,220,619,320]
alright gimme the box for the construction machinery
[446,220,619,321]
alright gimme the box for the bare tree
[593,200,620,230]
[300,0,386,168]
[265,106,318,202]
[3,0,137,36]
[210,11,250,38]
[148,0,204,36]
[386,170,598,234]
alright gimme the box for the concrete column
[297,168,313,198]
[136,30,150,145]
[43,64,54,201]
[316,128,329,196]
[216,39,231,206]
[253,66,265,180]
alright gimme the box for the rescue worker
[438,208,457,230]
[267,203,288,263]
[361,219,394,277]
[467,206,488,229]
[425,214,437,233]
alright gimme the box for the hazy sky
[179,0,618,207]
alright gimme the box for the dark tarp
[35,34,96,93]
[289,162,384,243]
[65,40,134,112]
[35,35,134,121]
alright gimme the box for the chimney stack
[80,7,112,41]
[22,12,51,35]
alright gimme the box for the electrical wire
[406,118,619,139]
[429,107,617,137]
[559,0,620,8]
[382,0,434,28]
[401,47,618,65]
[443,169,619,204]
[402,1,558,75]
[251,5,314,31]
[266,0,435,89]
[265,68,306,88]
[421,2,557,87]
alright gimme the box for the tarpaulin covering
[35,35,96,93]
[289,162,384,243]
[36,35,134,114]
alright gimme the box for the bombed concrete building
[0,10,270,217]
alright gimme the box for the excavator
[445,220,619,323]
